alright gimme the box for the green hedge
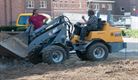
[16,26,26,31]
[1,26,137,38]
[122,29,138,38]
[0,26,26,31]
[0,26,17,31]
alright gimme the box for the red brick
[0,0,87,26]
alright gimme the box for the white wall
[63,13,107,24]
[131,16,138,29]
[63,13,88,24]
[63,13,138,29]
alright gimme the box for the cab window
[18,16,30,25]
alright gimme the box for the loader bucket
[0,33,29,58]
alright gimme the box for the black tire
[0,55,2,59]
[76,51,88,60]
[87,43,109,61]
[28,53,42,64]
[42,45,67,64]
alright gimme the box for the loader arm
[28,15,73,54]
[0,15,73,58]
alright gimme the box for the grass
[122,29,138,38]
[0,26,26,31]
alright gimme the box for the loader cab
[16,13,51,28]
[71,19,123,44]
[97,18,106,30]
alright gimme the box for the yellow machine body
[71,23,123,44]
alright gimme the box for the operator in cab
[74,10,98,42]
[29,9,48,30]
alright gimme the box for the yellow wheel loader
[0,15,126,64]
[71,21,125,61]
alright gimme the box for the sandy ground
[123,38,138,43]
[0,54,138,80]
[0,36,137,80]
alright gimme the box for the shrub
[0,26,26,31]
[0,26,17,31]
[16,26,26,31]
[122,29,138,38]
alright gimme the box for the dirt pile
[0,55,138,80]
[0,33,11,41]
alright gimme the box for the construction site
[0,0,138,80]
[0,14,137,80]
[0,52,138,80]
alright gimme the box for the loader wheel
[29,53,42,64]
[87,43,108,61]
[76,51,88,60]
[42,45,67,64]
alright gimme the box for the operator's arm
[40,15,48,24]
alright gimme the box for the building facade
[87,0,138,16]
[87,0,115,14]
[0,0,25,25]
[1,0,138,26]
[114,0,138,16]
[52,0,87,17]
[0,0,87,26]
[24,0,52,16]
